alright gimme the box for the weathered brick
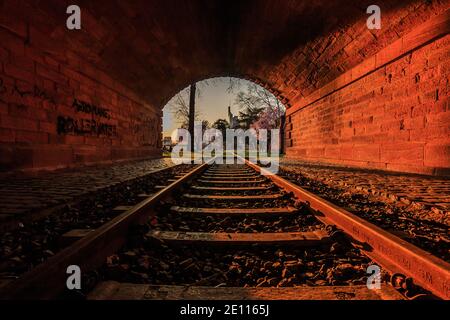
[0,127,15,142]
[15,130,48,144]
[404,116,425,130]
[0,100,7,115]
[8,103,49,121]
[3,62,34,81]
[426,111,450,127]
[380,142,424,165]
[0,114,38,131]
[32,145,74,168]
[0,47,9,62]
[38,121,56,133]
[324,146,340,159]
[64,135,85,145]
[353,144,380,162]
[35,63,67,85]
[424,143,450,168]
[0,28,25,56]
[10,54,35,73]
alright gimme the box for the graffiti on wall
[144,117,161,148]
[57,99,159,147]
[72,99,110,119]
[130,116,160,147]
[57,99,118,137]
[0,77,55,104]
[57,116,118,137]
[0,78,161,147]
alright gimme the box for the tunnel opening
[161,77,286,162]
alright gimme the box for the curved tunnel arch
[159,73,283,111]
[53,0,441,110]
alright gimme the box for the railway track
[0,164,195,288]
[0,158,449,300]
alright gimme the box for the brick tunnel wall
[0,10,162,172]
[0,1,448,175]
[284,16,449,176]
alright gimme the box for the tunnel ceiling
[9,0,448,109]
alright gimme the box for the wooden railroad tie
[191,186,270,191]
[206,170,252,174]
[147,230,330,246]
[170,206,297,215]
[197,179,266,184]
[201,174,260,179]
[88,281,405,300]
[59,229,95,247]
[207,169,251,171]
[137,193,154,198]
[112,206,134,212]
[182,194,283,200]
[201,175,261,179]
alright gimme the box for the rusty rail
[243,158,450,300]
[0,162,210,300]
[2,158,449,300]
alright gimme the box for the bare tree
[169,77,282,133]
[234,83,285,129]
[188,83,196,153]
[235,83,283,112]
[169,88,201,129]
[225,77,243,94]
[212,118,230,142]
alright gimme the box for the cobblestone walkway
[0,158,175,224]
[280,159,450,216]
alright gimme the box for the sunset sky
[162,77,255,137]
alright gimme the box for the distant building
[228,106,240,129]
[171,129,188,145]
[162,136,173,151]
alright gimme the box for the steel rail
[0,164,181,234]
[0,162,210,300]
[243,157,450,300]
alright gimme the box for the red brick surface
[285,33,449,175]
[0,1,448,175]
[0,1,162,171]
